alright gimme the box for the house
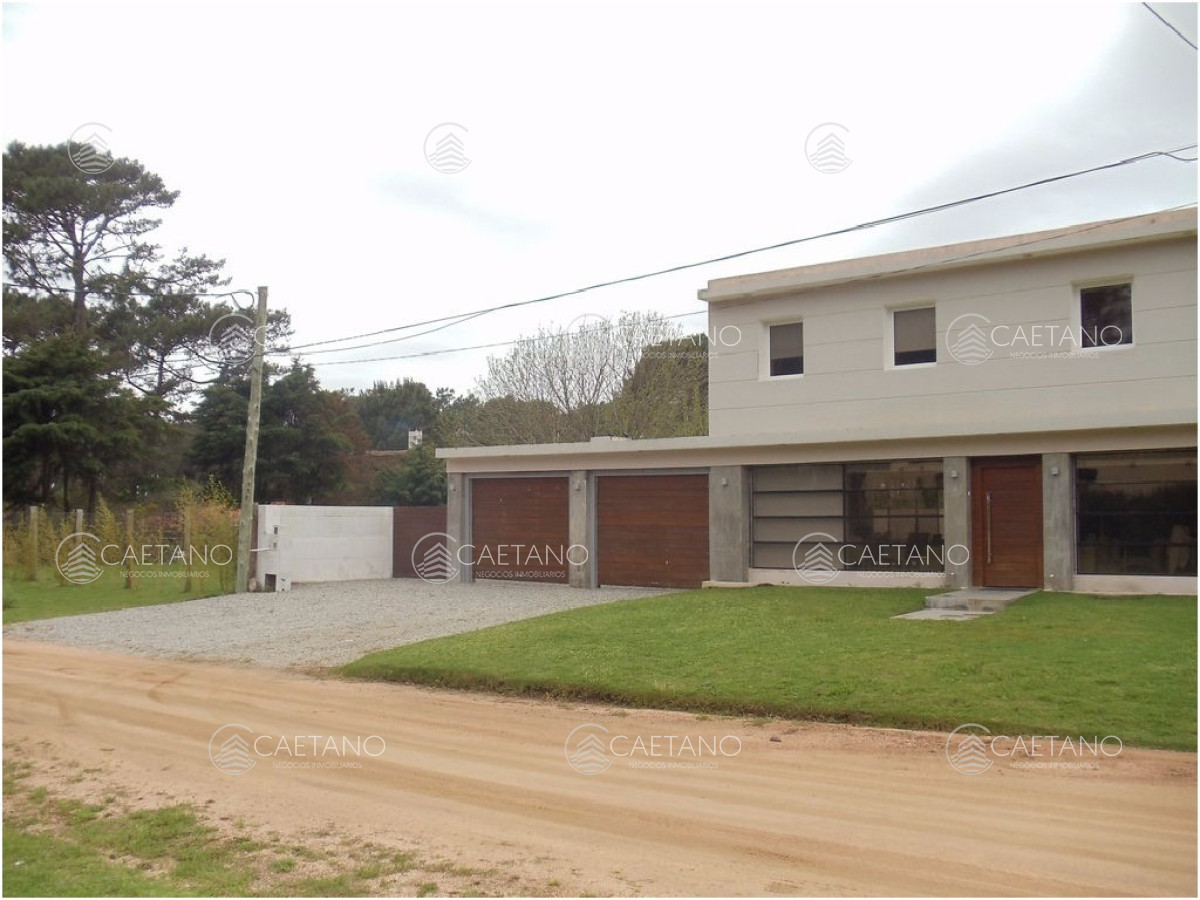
[437,208,1198,594]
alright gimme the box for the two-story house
[437,208,1197,595]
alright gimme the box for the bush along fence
[3,488,240,595]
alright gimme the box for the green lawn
[342,587,1197,750]
[2,565,228,624]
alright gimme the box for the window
[843,461,944,570]
[892,307,936,366]
[1076,449,1196,576]
[1080,283,1132,347]
[750,460,944,571]
[768,322,803,376]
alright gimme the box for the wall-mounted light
[949,469,958,479]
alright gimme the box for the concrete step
[924,588,1035,613]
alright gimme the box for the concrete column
[1042,452,1074,592]
[709,466,750,583]
[943,457,971,588]
[568,470,596,588]
[445,472,472,583]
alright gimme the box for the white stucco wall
[255,505,392,583]
[705,234,1197,441]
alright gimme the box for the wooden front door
[971,458,1043,588]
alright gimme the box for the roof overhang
[699,207,1197,305]
[438,418,1197,474]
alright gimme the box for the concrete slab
[924,588,1035,612]
[892,608,994,621]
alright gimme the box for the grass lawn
[2,565,228,625]
[342,587,1197,751]
[1,752,530,897]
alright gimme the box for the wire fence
[3,497,239,594]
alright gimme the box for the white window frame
[761,319,805,381]
[884,303,938,370]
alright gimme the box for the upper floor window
[1080,283,1132,348]
[892,307,936,366]
[769,322,803,376]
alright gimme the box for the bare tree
[463,311,706,444]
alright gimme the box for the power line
[273,308,495,358]
[281,142,1197,357]
[303,202,1197,369]
[1142,2,1198,50]
[307,310,709,367]
[10,143,1196,372]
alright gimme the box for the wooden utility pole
[124,510,135,590]
[235,286,269,594]
[27,506,38,581]
[182,509,193,594]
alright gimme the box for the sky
[2,1,1196,396]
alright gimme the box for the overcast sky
[3,1,1196,395]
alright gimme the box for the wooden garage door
[471,477,570,583]
[598,474,709,588]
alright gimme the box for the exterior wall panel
[708,238,1197,440]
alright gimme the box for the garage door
[597,473,709,588]
[471,477,570,583]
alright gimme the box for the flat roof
[699,207,1197,304]
[437,414,1197,468]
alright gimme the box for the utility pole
[235,286,268,594]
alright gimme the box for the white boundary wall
[255,505,392,584]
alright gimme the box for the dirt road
[4,640,1195,896]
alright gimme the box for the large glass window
[768,322,803,376]
[1076,449,1196,576]
[751,460,944,571]
[844,461,944,570]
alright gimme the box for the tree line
[3,142,706,516]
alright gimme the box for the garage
[597,473,709,588]
[470,477,570,583]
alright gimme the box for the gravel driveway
[3,580,667,668]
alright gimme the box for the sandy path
[3,640,1195,897]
